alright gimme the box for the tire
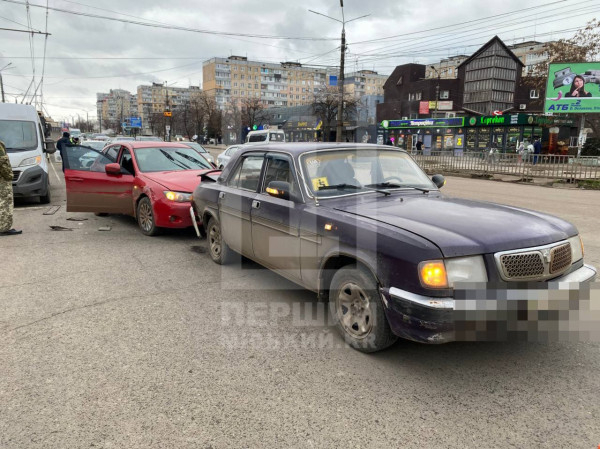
[206,216,234,264]
[39,181,51,204]
[136,197,160,236]
[329,266,398,353]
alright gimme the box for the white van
[245,129,286,144]
[0,103,56,203]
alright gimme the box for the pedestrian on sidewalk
[0,140,22,236]
[533,137,542,165]
[416,140,423,154]
[57,131,70,172]
[517,141,524,164]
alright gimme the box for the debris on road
[43,206,60,215]
[66,217,88,221]
[98,226,112,231]
[49,225,73,231]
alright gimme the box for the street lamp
[429,66,441,119]
[309,3,370,142]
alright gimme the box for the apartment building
[96,89,137,131]
[202,56,344,110]
[344,70,387,98]
[136,83,202,134]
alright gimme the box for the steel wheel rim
[139,201,153,232]
[336,281,373,339]
[209,224,221,258]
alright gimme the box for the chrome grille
[501,252,544,278]
[550,243,572,274]
[495,241,573,281]
[12,171,20,182]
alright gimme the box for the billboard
[544,62,600,113]
[381,117,464,129]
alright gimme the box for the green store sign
[468,114,576,127]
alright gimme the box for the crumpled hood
[142,170,207,192]
[331,194,576,257]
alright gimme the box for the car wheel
[137,197,160,236]
[329,266,398,353]
[39,180,51,204]
[207,216,233,264]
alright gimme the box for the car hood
[142,170,209,192]
[330,193,576,257]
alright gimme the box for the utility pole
[0,63,14,103]
[337,27,346,142]
[165,82,171,142]
[309,3,369,143]
[430,66,440,119]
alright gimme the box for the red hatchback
[62,141,216,235]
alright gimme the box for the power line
[1,0,338,41]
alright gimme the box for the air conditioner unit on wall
[402,117,408,120]
[445,112,456,118]
[519,104,527,110]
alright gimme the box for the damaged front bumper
[382,264,597,344]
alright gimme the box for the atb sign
[544,62,600,113]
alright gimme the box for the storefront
[379,114,577,154]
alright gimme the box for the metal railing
[411,150,600,180]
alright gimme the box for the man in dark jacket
[56,132,70,171]
[533,137,542,165]
[416,140,423,154]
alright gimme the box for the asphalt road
[1,164,599,449]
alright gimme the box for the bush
[581,138,600,156]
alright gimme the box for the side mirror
[266,181,291,201]
[432,174,445,188]
[105,163,122,176]
[44,140,56,154]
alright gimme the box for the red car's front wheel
[137,197,160,236]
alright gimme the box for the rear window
[248,134,267,142]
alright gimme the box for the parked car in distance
[136,136,162,142]
[62,142,215,235]
[192,143,596,352]
[182,141,215,165]
[111,136,135,143]
[94,134,110,141]
[216,145,242,169]
[245,129,285,144]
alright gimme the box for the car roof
[235,142,407,157]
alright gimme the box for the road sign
[130,117,142,128]
[164,111,172,117]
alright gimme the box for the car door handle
[252,200,260,209]
[68,177,84,182]
[219,192,225,199]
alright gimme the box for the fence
[411,150,600,181]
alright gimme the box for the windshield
[0,120,38,152]
[300,148,436,197]
[184,142,207,153]
[133,146,212,172]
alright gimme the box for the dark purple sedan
[191,143,596,352]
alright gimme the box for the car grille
[496,241,572,281]
[501,252,545,278]
[12,171,20,182]
[549,243,572,274]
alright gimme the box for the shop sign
[467,113,576,127]
[419,101,430,114]
[381,117,465,129]
[544,62,600,114]
[427,101,453,111]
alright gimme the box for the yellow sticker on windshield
[312,177,329,190]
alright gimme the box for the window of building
[397,76,403,85]
[530,89,539,99]
[439,90,450,99]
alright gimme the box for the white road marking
[49,160,63,185]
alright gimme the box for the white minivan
[245,129,286,144]
[0,103,56,203]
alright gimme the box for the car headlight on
[567,235,584,262]
[419,256,488,289]
[19,156,42,167]
[164,191,192,202]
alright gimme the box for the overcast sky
[0,0,596,122]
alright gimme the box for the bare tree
[312,86,358,142]
[241,97,267,129]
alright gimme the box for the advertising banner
[419,101,430,114]
[381,117,464,129]
[544,62,600,113]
